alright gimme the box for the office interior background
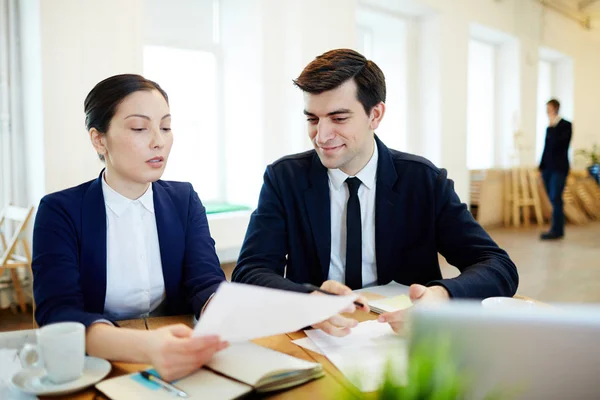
[1,0,600,320]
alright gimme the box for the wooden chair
[0,205,35,313]
[505,168,544,227]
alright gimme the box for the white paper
[292,337,324,355]
[194,282,358,342]
[355,281,410,298]
[0,349,38,400]
[305,320,407,392]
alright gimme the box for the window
[356,9,408,151]
[143,46,221,201]
[466,39,495,170]
[536,60,553,163]
[142,0,223,202]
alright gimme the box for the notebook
[368,295,413,314]
[96,342,324,399]
[355,281,413,314]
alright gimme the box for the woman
[32,74,228,380]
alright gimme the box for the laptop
[409,301,600,399]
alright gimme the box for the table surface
[27,293,540,399]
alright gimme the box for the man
[539,99,572,240]
[233,49,518,335]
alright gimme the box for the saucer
[482,296,536,309]
[12,356,111,397]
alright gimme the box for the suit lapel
[80,171,108,313]
[153,182,185,303]
[374,136,401,285]
[304,154,331,281]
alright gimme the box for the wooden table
[53,311,371,400]
[43,293,542,399]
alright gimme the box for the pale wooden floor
[440,222,600,303]
[2,222,599,332]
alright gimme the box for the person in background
[32,74,227,380]
[233,49,518,335]
[539,98,572,240]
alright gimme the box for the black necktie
[345,177,362,290]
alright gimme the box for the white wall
[39,0,143,195]
[21,0,600,262]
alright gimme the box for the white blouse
[101,175,166,321]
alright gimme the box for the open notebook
[96,342,323,399]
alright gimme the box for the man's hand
[378,284,449,333]
[310,280,370,337]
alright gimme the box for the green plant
[337,334,518,400]
[576,144,600,165]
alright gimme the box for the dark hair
[547,98,560,113]
[84,74,168,161]
[293,48,386,115]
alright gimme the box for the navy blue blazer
[233,136,518,298]
[539,119,572,173]
[32,172,226,327]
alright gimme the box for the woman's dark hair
[84,74,168,161]
[293,48,386,115]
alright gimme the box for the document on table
[0,349,38,400]
[304,320,407,392]
[193,282,358,342]
[292,337,324,355]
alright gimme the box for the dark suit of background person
[33,173,226,327]
[232,136,519,299]
[539,106,572,240]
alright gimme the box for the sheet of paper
[292,337,324,355]
[0,349,38,400]
[305,320,407,392]
[369,295,413,313]
[355,280,410,298]
[194,282,358,342]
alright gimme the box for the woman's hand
[145,324,228,381]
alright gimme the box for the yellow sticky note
[369,295,413,313]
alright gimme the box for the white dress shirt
[101,175,166,321]
[327,140,378,287]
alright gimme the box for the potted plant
[576,144,600,185]
[337,335,517,400]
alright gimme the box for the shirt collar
[101,172,155,217]
[550,115,562,127]
[328,139,378,191]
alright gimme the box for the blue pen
[140,371,188,398]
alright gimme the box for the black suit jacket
[233,137,518,298]
[540,119,572,173]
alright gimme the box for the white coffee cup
[20,322,86,384]
[481,296,536,309]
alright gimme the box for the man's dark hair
[547,98,560,113]
[293,48,386,115]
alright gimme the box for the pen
[140,371,188,398]
[303,283,367,309]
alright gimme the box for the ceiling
[540,0,600,27]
